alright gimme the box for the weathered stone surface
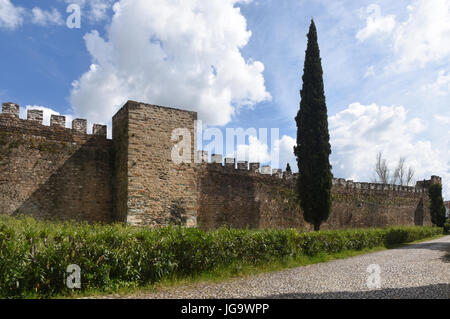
[113,101,197,227]
[2,102,19,118]
[50,115,65,128]
[27,109,43,123]
[237,161,248,171]
[197,167,432,231]
[261,166,271,175]
[272,168,282,178]
[72,119,87,134]
[0,100,438,230]
[0,111,113,223]
[93,124,107,137]
[249,162,260,173]
[211,154,222,164]
[224,157,235,169]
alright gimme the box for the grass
[57,233,445,299]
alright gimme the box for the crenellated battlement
[330,178,426,194]
[415,176,442,189]
[197,151,291,178]
[0,102,108,139]
[2,102,19,118]
[196,150,428,196]
[0,99,438,229]
[197,151,433,231]
[0,102,113,224]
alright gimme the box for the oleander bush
[0,215,442,298]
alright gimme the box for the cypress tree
[428,184,446,227]
[286,163,292,173]
[294,19,332,231]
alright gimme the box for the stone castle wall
[113,101,198,227]
[0,101,437,230]
[197,158,431,230]
[0,103,113,222]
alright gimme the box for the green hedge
[0,216,443,298]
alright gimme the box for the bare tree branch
[393,157,406,185]
[406,166,415,186]
[374,154,415,186]
[375,152,390,184]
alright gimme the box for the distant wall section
[197,158,431,230]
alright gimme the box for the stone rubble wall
[0,103,113,222]
[196,152,431,230]
[0,101,436,230]
[113,101,198,227]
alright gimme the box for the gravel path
[104,236,450,299]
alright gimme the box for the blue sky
[0,0,449,198]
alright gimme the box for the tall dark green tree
[286,163,292,173]
[294,19,332,231]
[428,184,446,227]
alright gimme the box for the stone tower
[112,101,198,227]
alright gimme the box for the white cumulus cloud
[31,7,64,26]
[392,0,450,70]
[0,1,67,29]
[422,70,450,96]
[236,135,271,163]
[357,1,450,71]
[70,0,271,126]
[0,0,24,29]
[329,102,449,197]
[234,134,296,172]
[273,135,296,172]
[434,115,450,125]
[356,4,396,42]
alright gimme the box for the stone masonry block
[93,124,107,137]
[273,168,282,178]
[27,109,43,123]
[2,102,19,118]
[261,166,271,175]
[50,115,65,128]
[225,157,235,168]
[211,154,222,164]
[249,162,260,173]
[72,119,87,134]
[237,161,248,170]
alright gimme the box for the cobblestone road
[99,235,450,299]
